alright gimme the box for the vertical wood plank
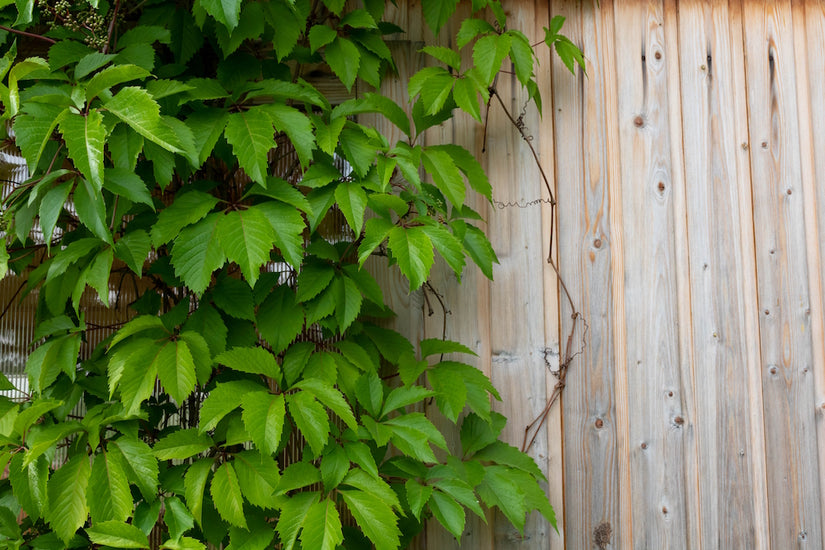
[742,0,824,545]
[794,0,825,537]
[612,0,688,547]
[676,1,770,547]
[553,0,624,547]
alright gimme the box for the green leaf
[262,1,303,60]
[334,182,367,236]
[428,490,465,541]
[507,30,534,85]
[45,453,91,543]
[88,449,133,522]
[255,201,305,270]
[453,77,482,123]
[73,177,111,243]
[162,536,206,550]
[276,492,318,550]
[75,52,117,79]
[217,208,276,286]
[7,57,50,117]
[153,429,213,460]
[286,390,330,457]
[296,262,335,302]
[152,191,220,247]
[104,87,184,153]
[169,8,204,65]
[301,498,344,550]
[210,462,246,528]
[164,496,195,542]
[453,220,497,279]
[171,213,226,295]
[86,521,150,548]
[325,37,360,92]
[387,226,433,291]
[456,18,496,49]
[420,222,465,278]
[184,458,214,526]
[404,480,432,520]
[421,46,461,71]
[473,33,512,85]
[155,339,197,404]
[382,385,434,417]
[294,378,357,430]
[111,437,159,501]
[108,124,144,170]
[320,446,349,491]
[224,109,275,185]
[233,450,280,510]
[38,179,72,245]
[341,469,400,510]
[256,285,304,355]
[8,453,48,519]
[241,392,285,455]
[473,440,545,480]
[215,2,264,56]
[109,315,166,349]
[332,94,411,138]
[85,64,151,101]
[460,411,506,457]
[333,275,362,333]
[26,334,81,394]
[199,380,265,433]
[59,109,105,191]
[422,148,465,208]
[339,489,401,550]
[12,103,66,171]
[200,0,242,31]
[114,229,151,276]
[358,217,394,266]
[421,0,458,34]
[263,103,315,167]
[476,465,528,532]
[104,168,154,208]
[420,338,476,358]
[309,25,337,53]
[384,413,447,463]
[433,143,491,199]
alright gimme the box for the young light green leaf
[223,109,275,185]
[333,275,362,333]
[420,222,465,278]
[381,385,435,417]
[456,18,496,49]
[153,429,213,460]
[309,25,337,53]
[217,208,276,287]
[8,453,48,520]
[198,380,266,433]
[104,168,154,208]
[38,179,72,245]
[12,103,66,171]
[241,392,285,455]
[339,489,401,550]
[171,213,226,295]
[86,521,150,548]
[422,148,465,208]
[85,64,151,101]
[255,201,305,270]
[73,177,111,243]
[233,450,280,510]
[111,437,159,501]
[184,458,214,526]
[420,338,476,358]
[152,190,220,247]
[421,0,459,35]
[164,496,195,542]
[428,490,465,541]
[59,109,105,191]
[210,462,246,528]
[286,390,330,457]
[294,378,357,430]
[421,46,461,71]
[334,182,367,236]
[387,226,434,291]
[88,449,133,522]
[104,87,184,153]
[155,339,197,404]
[45,453,91,543]
[215,346,280,380]
[300,498,344,550]
[405,480,432,520]
[473,33,512,85]
[276,492,318,550]
[358,217,394,266]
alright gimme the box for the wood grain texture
[553,1,623,547]
[676,1,769,547]
[742,0,824,546]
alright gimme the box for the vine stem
[103,0,122,54]
[0,25,56,44]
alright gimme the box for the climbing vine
[0,0,583,548]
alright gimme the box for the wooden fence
[376,0,825,548]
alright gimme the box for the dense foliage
[0,0,582,548]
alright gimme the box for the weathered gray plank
[612,0,689,547]
[742,0,824,545]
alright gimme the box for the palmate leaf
[300,498,344,550]
[45,453,91,543]
[171,213,226,295]
[233,450,280,510]
[262,103,315,167]
[224,109,275,185]
[256,285,304,355]
[216,346,281,381]
[217,207,276,286]
[210,462,246,528]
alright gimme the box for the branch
[0,25,56,44]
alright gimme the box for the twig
[102,0,121,54]
[0,25,56,44]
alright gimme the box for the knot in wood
[593,238,602,249]
[594,418,604,429]
[633,115,645,128]
[673,416,684,426]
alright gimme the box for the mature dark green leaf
[473,440,545,480]
[104,168,153,208]
[476,465,528,532]
[164,496,195,542]
[74,52,116,80]
[115,229,151,276]
[217,208,275,286]
[85,64,151,101]
[108,124,144,170]
[105,87,184,153]
[309,25,337,53]
[262,103,315,167]
[296,262,335,302]
[294,378,357,430]
[334,181,367,236]
[73,177,111,243]
[233,450,280,510]
[59,109,105,191]
[385,413,447,463]
[186,109,229,166]
[256,285,304,355]
[13,103,65,171]
[262,0,304,60]
[241,392,285,455]
[382,385,434,417]
[169,8,204,65]
[210,462,246,528]
[216,346,281,381]
[215,2,264,56]
[45,453,91,543]
[421,0,459,34]
[200,0,242,31]
[325,37,360,92]
[8,453,48,519]
[333,275,362,333]
[152,191,220,247]
[255,201,304,270]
